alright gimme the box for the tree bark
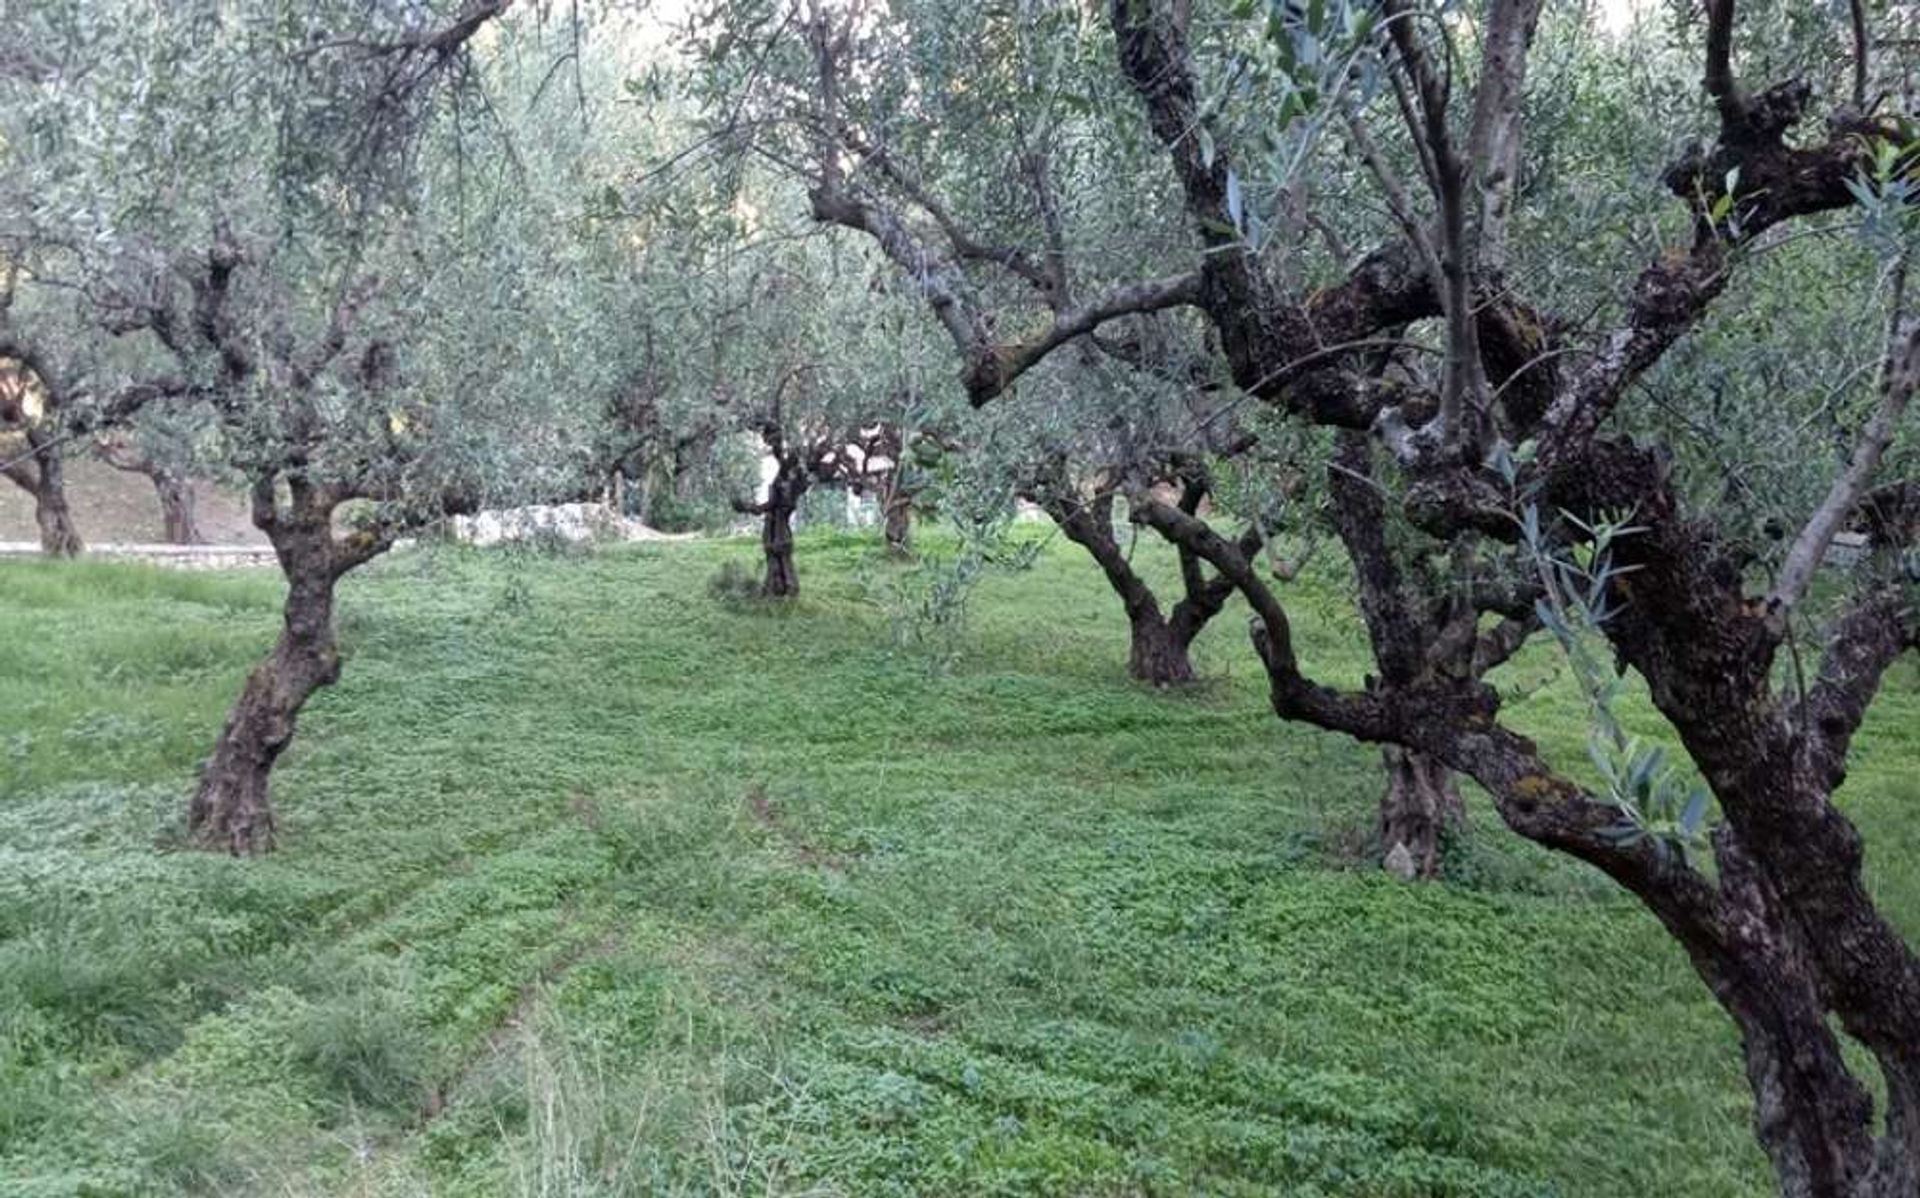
[189,525,339,854]
[1570,453,1920,1196]
[882,488,912,558]
[186,477,398,856]
[4,428,84,556]
[1325,435,1478,879]
[32,453,82,556]
[153,471,202,544]
[755,448,811,599]
[761,499,800,598]
[188,568,337,855]
[1127,607,1196,686]
[1377,746,1464,878]
[1659,830,1915,1198]
[1694,783,1920,1198]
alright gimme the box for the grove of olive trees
[3,2,1915,1195]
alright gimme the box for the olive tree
[709,227,950,598]
[1106,3,1920,1191]
[1,0,642,852]
[690,0,1516,850]
[93,411,209,544]
[687,4,1299,681]
[707,0,1920,1185]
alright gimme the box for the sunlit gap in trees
[1596,0,1650,36]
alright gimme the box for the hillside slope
[0,457,262,545]
[2,535,1915,1196]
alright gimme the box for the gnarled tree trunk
[3,426,83,556]
[97,434,204,544]
[754,449,811,599]
[189,479,392,855]
[737,422,829,600]
[188,559,337,854]
[1377,746,1465,878]
[1142,482,1920,1194]
[31,446,82,557]
[1042,489,1196,686]
[1125,607,1195,685]
[154,471,202,544]
[1325,433,1487,878]
[1040,473,1264,688]
[761,500,800,598]
[1688,831,1897,1198]
[882,488,912,558]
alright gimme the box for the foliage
[866,521,1044,676]
[2,0,1919,1190]
[1,2,648,532]
[706,557,773,606]
[1517,498,1713,863]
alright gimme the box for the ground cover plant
[3,535,1916,1196]
[5,2,1920,1190]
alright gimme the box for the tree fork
[1040,488,1198,686]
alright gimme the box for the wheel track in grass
[298,803,582,942]
[2,796,594,1143]
[806,1024,1545,1196]
[630,832,1549,1196]
[6,859,633,1188]
[416,920,628,1123]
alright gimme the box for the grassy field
[2,532,1916,1197]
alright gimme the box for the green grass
[1,532,1915,1196]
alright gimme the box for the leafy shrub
[706,558,769,606]
[119,1100,260,1195]
[0,927,192,1061]
[287,989,432,1116]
